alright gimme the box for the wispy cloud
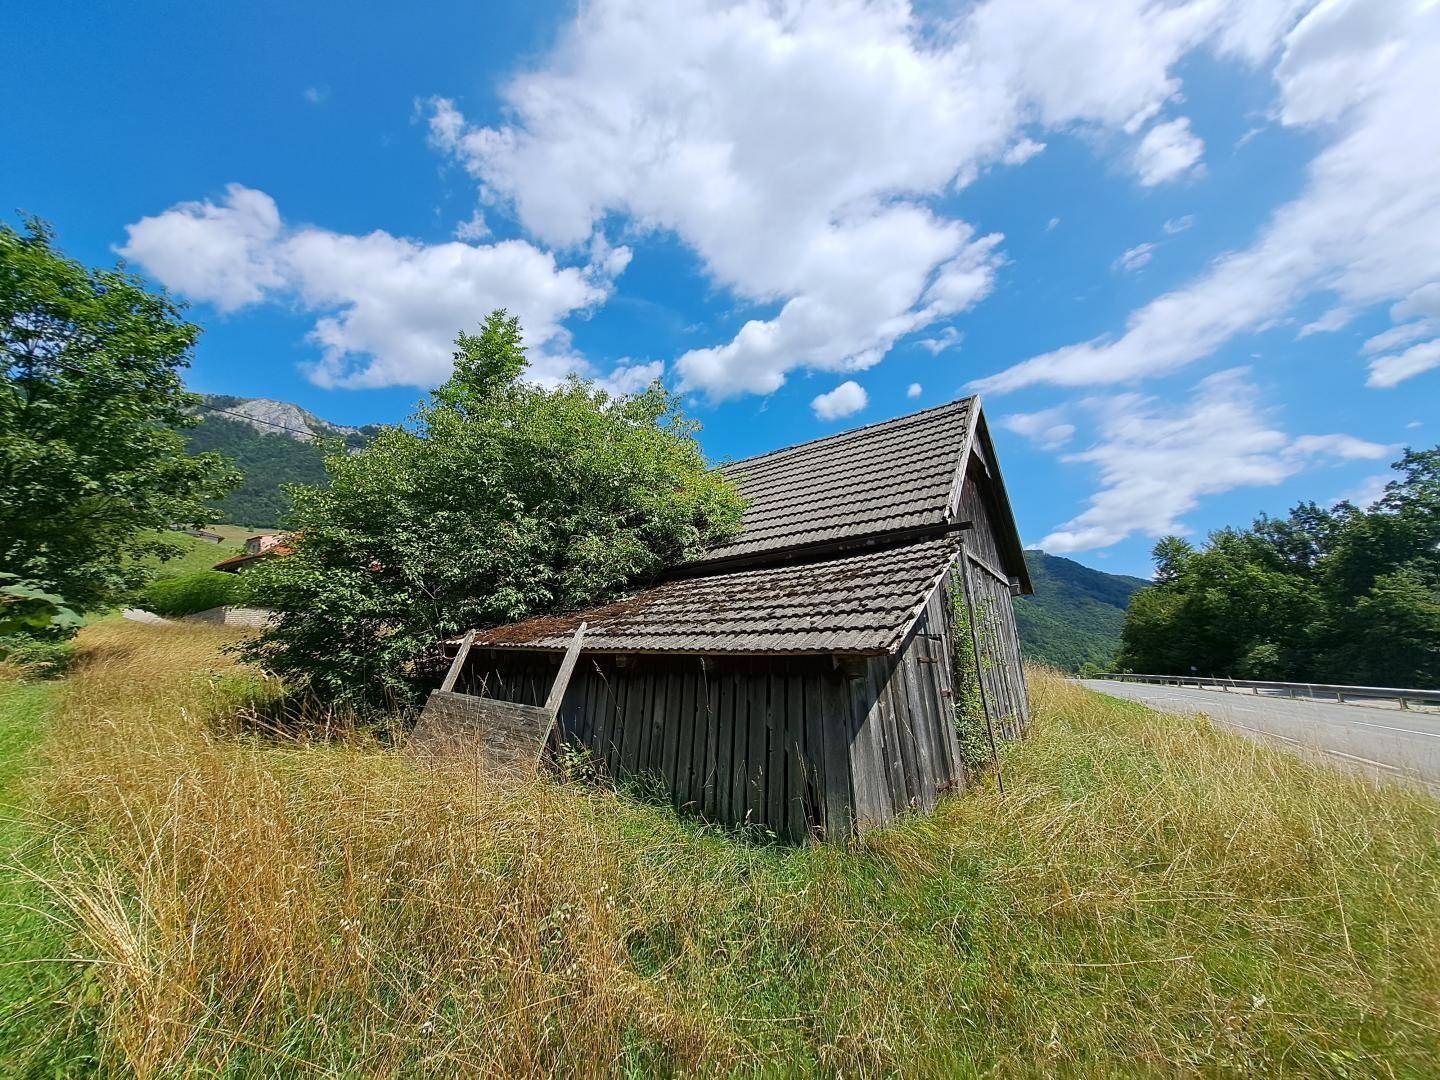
[917,326,963,355]
[999,406,1076,450]
[1114,242,1155,273]
[1039,369,1389,553]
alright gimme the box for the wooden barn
[414,397,1032,841]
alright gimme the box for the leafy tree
[242,310,744,711]
[0,573,81,636]
[1119,446,1440,686]
[0,218,239,613]
[1326,567,1440,687]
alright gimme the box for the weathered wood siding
[460,650,861,842]
[954,455,1030,737]
[956,548,1029,740]
[845,578,967,830]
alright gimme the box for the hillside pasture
[2,622,1438,1075]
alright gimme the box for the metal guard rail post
[1092,672,1440,711]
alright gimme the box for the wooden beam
[531,622,587,768]
[964,548,1011,588]
[439,629,475,693]
[543,622,587,714]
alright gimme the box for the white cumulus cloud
[118,184,626,389]
[118,183,287,312]
[907,382,923,398]
[812,380,868,422]
[427,0,1304,401]
[1132,117,1205,186]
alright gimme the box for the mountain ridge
[198,394,369,443]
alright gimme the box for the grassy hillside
[3,622,1438,1074]
[1016,549,1149,671]
[121,530,245,597]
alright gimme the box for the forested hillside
[182,396,384,527]
[1015,551,1148,671]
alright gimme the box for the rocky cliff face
[199,395,361,442]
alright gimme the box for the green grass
[139,531,244,580]
[9,623,1440,1075]
[0,680,98,1075]
[136,570,247,617]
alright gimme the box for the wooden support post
[440,629,476,693]
[544,622,588,715]
[535,622,587,766]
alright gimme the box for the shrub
[137,570,245,617]
[241,310,743,712]
[0,633,73,678]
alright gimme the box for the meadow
[2,620,1438,1076]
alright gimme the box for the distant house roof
[213,537,295,573]
[692,398,975,569]
[469,536,959,656]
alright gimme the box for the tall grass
[14,620,1440,1075]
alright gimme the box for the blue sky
[5,0,1436,576]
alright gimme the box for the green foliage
[137,570,246,617]
[947,580,993,771]
[1014,550,1148,671]
[0,217,239,613]
[0,572,80,677]
[182,413,331,527]
[242,310,744,711]
[0,572,81,636]
[1119,446,1440,685]
[0,632,74,678]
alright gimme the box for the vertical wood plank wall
[846,580,968,831]
[461,650,862,842]
[955,459,1031,739]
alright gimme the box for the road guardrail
[1092,673,1440,711]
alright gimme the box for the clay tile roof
[469,537,959,656]
[691,397,974,568]
[212,541,295,573]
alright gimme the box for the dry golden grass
[14,620,1440,1076]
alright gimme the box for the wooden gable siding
[954,461,1030,738]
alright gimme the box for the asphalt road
[1079,679,1440,789]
